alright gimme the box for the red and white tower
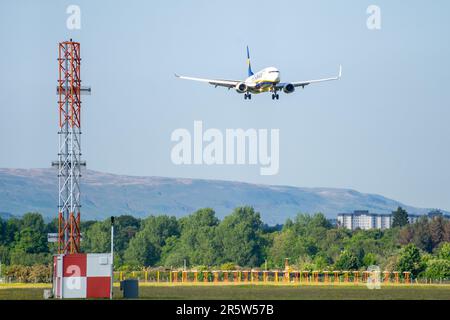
[51,40,112,300]
[52,39,90,254]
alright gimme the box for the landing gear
[271,87,280,100]
[244,93,252,100]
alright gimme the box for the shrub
[4,264,51,283]
[424,259,450,280]
[29,264,52,283]
[220,262,236,270]
[5,265,30,282]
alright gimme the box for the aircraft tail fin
[247,46,254,77]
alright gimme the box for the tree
[0,245,9,265]
[46,218,59,234]
[429,216,445,248]
[5,218,21,245]
[14,213,47,254]
[392,207,409,228]
[124,215,179,267]
[82,221,110,253]
[437,242,450,260]
[313,254,331,270]
[216,207,264,267]
[0,214,51,266]
[21,213,45,231]
[428,209,443,218]
[269,230,318,267]
[0,208,447,282]
[322,228,350,263]
[284,219,293,230]
[444,222,450,242]
[114,215,141,252]
[0,217,5,244]
[123,232,158,267]
[164,208,219,267]
[424,259,450,280]
[290,213,331,238]
[362,252,377,267]
[334,250,360,270]
[412,217,433,252]
[9,249,50,266]
[397,244,424,277]
[288,213,331,240]
[398,225,413,246]
[159,236,187,267]
[140,215,179,249]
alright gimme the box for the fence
[1,268,448,284]
[113,270,419,285]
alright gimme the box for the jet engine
[282,83,295,94]
[235,82,248,93]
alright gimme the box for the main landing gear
[244,93,252,100]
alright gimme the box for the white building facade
[337,211,446,230]
[337,210,392,230]
[408,214,421,224]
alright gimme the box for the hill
[0,168,441,224]
[0,211,14,220]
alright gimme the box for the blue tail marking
[247,46,254,77]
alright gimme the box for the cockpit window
[269,71,279,73]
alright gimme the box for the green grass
[0,283,51,300]
[1,283,449,300]
[133,284,450,300]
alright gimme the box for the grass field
[1,283,450,300]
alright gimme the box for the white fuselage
[244,67,280,93]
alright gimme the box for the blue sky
[1,0,450,210]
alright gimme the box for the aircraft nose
[274,72,280,81]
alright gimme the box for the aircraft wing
[175,74,241,88]
[280,65,342,89]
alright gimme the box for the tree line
[0,206,449,281]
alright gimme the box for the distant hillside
[0,212,14,220]
[0,168,442,225]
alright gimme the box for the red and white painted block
[53,253,112,299]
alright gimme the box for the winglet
[338,65,342,79]
[174,73,180,78]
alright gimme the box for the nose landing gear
[271,87,280,100]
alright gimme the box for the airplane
[175,46,342,100]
